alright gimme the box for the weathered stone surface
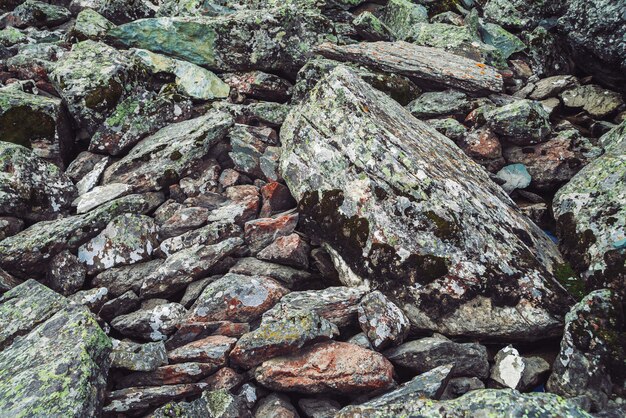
[73,183,133,214]
[489,345,526,390]
[263,286,365,328]
[546,289,624,411]
[111,302,187,341]
[229,257,313,289]
[168,334,235,364]
[116,362,218,388]
[133,48,230,100]
[99,290,140,321]
[257,233,310,270]
[459,127,505,172]
[0,142,76,221]
[0,216,23,242]
[244,212,298,254]
[92,258,162,297]
[140,237,244,298]
[557,0,626,90]
[0,267,21,295]
[259,182,297,218]
[255,341,395,395]
[89,89,194,156]
[553,125,625,293]
[104,383,208,414]
[357,290,409,350]
[189,273,289,323]
[486,99,551,145]
[407,89,471,119]
[50,40,134,138]
[46,250,86,296]
[159,206,209,239]
[316,42,503,93]
[159,221,242,257]
[70,8,114,41]
[280,66,572,340]
[230,310,338,368]
[166,321,249,351]
[385,334,489,379]
[0,280,111,417]
[151,388,252,418]
[495,163,532,194]
[7,0,71,28]
[224,71,293,104]
[110,339,167,372]
[522,75,579,101]
[103,111,233,192]
[339,364,452,416]
[108,6,335,76]
[0,85,74,167]
[0,193,162,278]
[440,377,485,400]
[78,213,158,275]
[380,0,428,41]
[336,388,592,417]
[561,84,624,119]
[298,397,340,418]
[255,393,299,418]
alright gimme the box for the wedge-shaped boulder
[0,142,76,221]
[280,67,573,340]
[315,41,503,93]
[102,111,233,192]
[0,280,111,417]
[108,6,334,76]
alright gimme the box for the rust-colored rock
[255,341,395,395]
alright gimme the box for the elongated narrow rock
[280,66,572,340]
[315,41,504,93]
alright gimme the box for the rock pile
[0,0,624,417]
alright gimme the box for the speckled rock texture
[280,66,573,340]
[0,280,111,416]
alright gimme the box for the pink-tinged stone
[168,335,237,365]
[259,182,297,218]
[257,233,310,269]
[244,212,298,253]
[255,341,395,395]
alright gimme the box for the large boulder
[279,66,573,340]
[107,6,335,76]
[553,123,625,295]
[0,142,76,221]
[0,280,111,416]
[0,85,74,167]
[557,0,626,91]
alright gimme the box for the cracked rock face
[280,66,573,340]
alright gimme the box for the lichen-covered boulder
[553,124,625,294]
[77,213,159,275]
[280,66,573,340]
[546,289,624,411]
[50,40,135,138]
[89,89,193,156]
[7,0,71,28]
[69,8,115,41]
[111,302,187,341]
[0,142,76,221]
[485,99,551,145]
[102,111,233,192]
[379,0,428,41]
[357,290,410,350]
[483,0,562,31]
[132,48,230,100]
[336,388,592,417]
[0,280,111,416]
[0,193,163,278]
[108,6,335,76]
[0,85,74,167]
[557,0,626,90]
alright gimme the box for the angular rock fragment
[316,42,503,93]
[379,0,428,41]
[70,8,115,42]
[561,84,624,119]
[280,66,572,340]
[140,237,244,298]
[335,388,592,417]
[495,163,532,193]
[92,258,163,298]
[440,377,485,400]
[486,99,551,145]
[104,383,208,414]
[407,89,471,119]
[244,212,299,254]
[263,286,365,328]
[384,335,489,379]
[0,85,74,167]
[224,71,293,104]
[298,397,341,418]
[189,273,288,323]
[0,193,162,278]
[230,310,338,368]
[110,339,168,372]
[159,221,242,257]
[546,289,624,411]
[339,364,452,416]
[78,213,158,275]
[0,142,76,221]
[116,362,218,388]
[489,345,526,390]
[73,183,132,214]
[99,290,140,322]
[110,302,187,341]
[108,6,335,76]
[50,40,135,138]
[168,335,236,365]
[103,111,233,192]
[255,393,300,418]
[257,233,310,269]
[230,257,313,290]
[255,341,395,395]
[7,0,71,28]
[0,280,111,417]
[159,206,209,239]
[357,290,410,350]
[459,127,505,172]
[166,321,249,351]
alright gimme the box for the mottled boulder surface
[280,66,572,340]
[0,280,111,416]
